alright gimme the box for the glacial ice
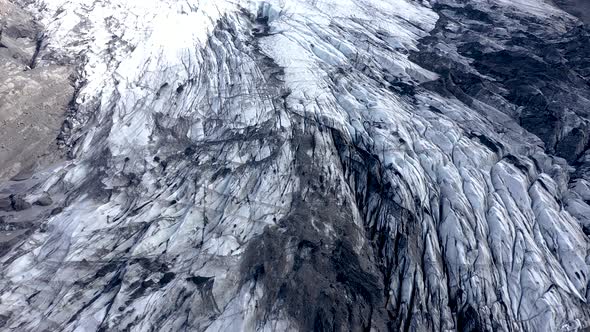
[1,0,590,331]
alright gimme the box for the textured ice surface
[1,0,590,331]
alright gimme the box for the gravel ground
[553,0,590,23]
[0,0,73,181]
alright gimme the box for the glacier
[1,0,590,331]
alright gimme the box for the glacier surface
[1,0,590,331]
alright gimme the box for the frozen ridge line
[1,0,590,331]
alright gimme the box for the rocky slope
[0,0,74,180]
[554,0,590,24]
[1,0,590,331]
